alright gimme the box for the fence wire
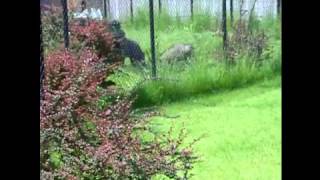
[95,0,277,20]
[40,0,279,84]
[41,0,277,21]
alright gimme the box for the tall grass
[109,10,281,108]
[109,47,281,108]
[122,9,218,33]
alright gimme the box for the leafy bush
[41,5,64,54]
[70,20,112,57]
[226,19,268,62]
[41,19,200,180]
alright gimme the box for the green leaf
[49,151,62,168]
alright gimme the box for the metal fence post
[277,0,281,18]
[40,10,45,98]
[149,0,157,79]
[222,0,227,51]
[61,0,69,48]
[103,0,107,18]
[158,0,162,14]
[130,0,134,22]
[191,0,194,20]
[107,0,111,18]
[230,0,234,25]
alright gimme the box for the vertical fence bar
[107,0,111,19]
[230,0,233,25]
[149,0,157,79]
[61,0,69,48]
[130,0,133,22]
[222,0,227,51]
[277,0,281,18]
[239,0,244,22]
[191,0,194,20]
[81,0,86,12]
[40,9,44,99]
[103,0,107,18]
[158,0,162,14]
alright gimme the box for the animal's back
[120,38,145,62]
[160,44,193,63]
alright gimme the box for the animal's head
[179,44,193,60]
[108,20,121,32]
[182,44,193,53]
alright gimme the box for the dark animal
[119,38,146,67]
[108,20,146,67]
[108,20,125,37]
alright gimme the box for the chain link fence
[98,0,277,21]
[40,0,278,21]
[40,0,279,46]
[40,0,280,90]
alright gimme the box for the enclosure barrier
[40,0,281,94]
[40,9,44,99]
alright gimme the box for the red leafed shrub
[41,48,200,179]
[41,19,200,179]
[70,20,113,58]
[69,19,124,68]
[41,4,64,54]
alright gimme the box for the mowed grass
[113,12,281,179]
[150,76,281,180]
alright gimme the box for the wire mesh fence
[40,0,280,88]
[40,0,279,45]
[100,0,277,21]
[40,1,281,179]
[40,0,278,22]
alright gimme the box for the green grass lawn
[150,76,281,180]
[116,12,281,179]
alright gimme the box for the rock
[160,44,193,63]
